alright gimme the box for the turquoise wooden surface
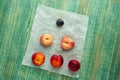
[0,0,120,80]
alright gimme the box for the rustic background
[0,0,120,80]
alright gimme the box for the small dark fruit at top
[56,19,64,26]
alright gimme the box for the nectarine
[50,54,64,68]
[32,52,45,66]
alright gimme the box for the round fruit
[40,34,53,47]
[61,36,75,50]
[32,52,45,66]
[56,18,64,26]
[50,54,64,68]
[68,60,80,72]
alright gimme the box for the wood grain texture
[0,0,120,80]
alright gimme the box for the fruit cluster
[32,34,80,72]
[31,19,80,72]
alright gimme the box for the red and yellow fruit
[61,36,75,50]
[32,52,45,66]
[50,54,64,68]
[40,34,53,47]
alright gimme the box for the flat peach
[61,36,75,50]
[40,34,53,47]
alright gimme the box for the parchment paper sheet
[22,4,89,78]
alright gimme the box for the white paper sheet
[22,4,89,78]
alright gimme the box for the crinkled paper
[22,4,89,78]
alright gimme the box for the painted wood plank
[0,0,120,80]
